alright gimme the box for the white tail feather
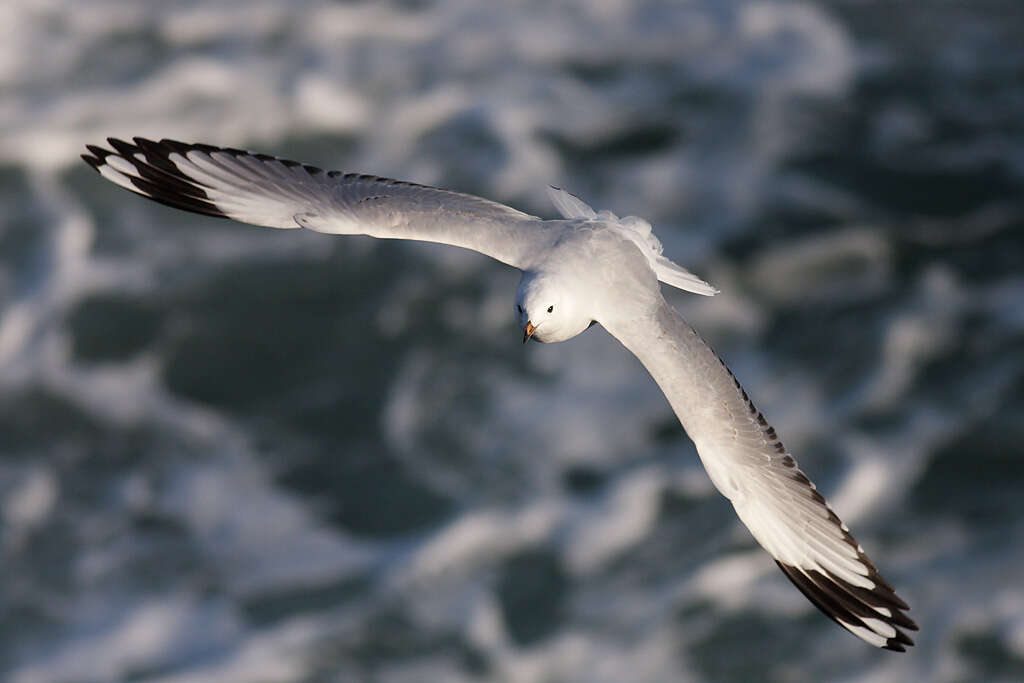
[654,257,719,296]
[548,186,597,220]
[549,186,718,296]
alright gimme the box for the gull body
[516,225,657,344]
[82,138,918,651]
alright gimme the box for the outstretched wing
[82,138,553,269]
[603,300,918,651]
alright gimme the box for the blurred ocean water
[1,0,1023,681]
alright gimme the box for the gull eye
[517,305,523,313]
[547,305,554,313]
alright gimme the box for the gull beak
[523,321,537,344]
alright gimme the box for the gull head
[515,272,592,344]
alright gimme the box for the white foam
[8,597,241,683]
[748,227,892,305]
[2,468,57,536]
[687,550,770,610]
[564,468,663,574]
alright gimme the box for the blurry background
[1,1,1023,681]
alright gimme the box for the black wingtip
[81,153,103,171]
[108,137,140,158]
[85,143,110,160]
[891,628,915,647]
[775,560,916,652]
[81,138,230,220]
[106,136,131,150]
[155,138,191,155]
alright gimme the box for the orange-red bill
[523,321,536,344]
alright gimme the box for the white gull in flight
[82,137,918,651]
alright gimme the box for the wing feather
[603,299,917,650]
[82,138,553,268]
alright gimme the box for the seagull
[82,137,918,651]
